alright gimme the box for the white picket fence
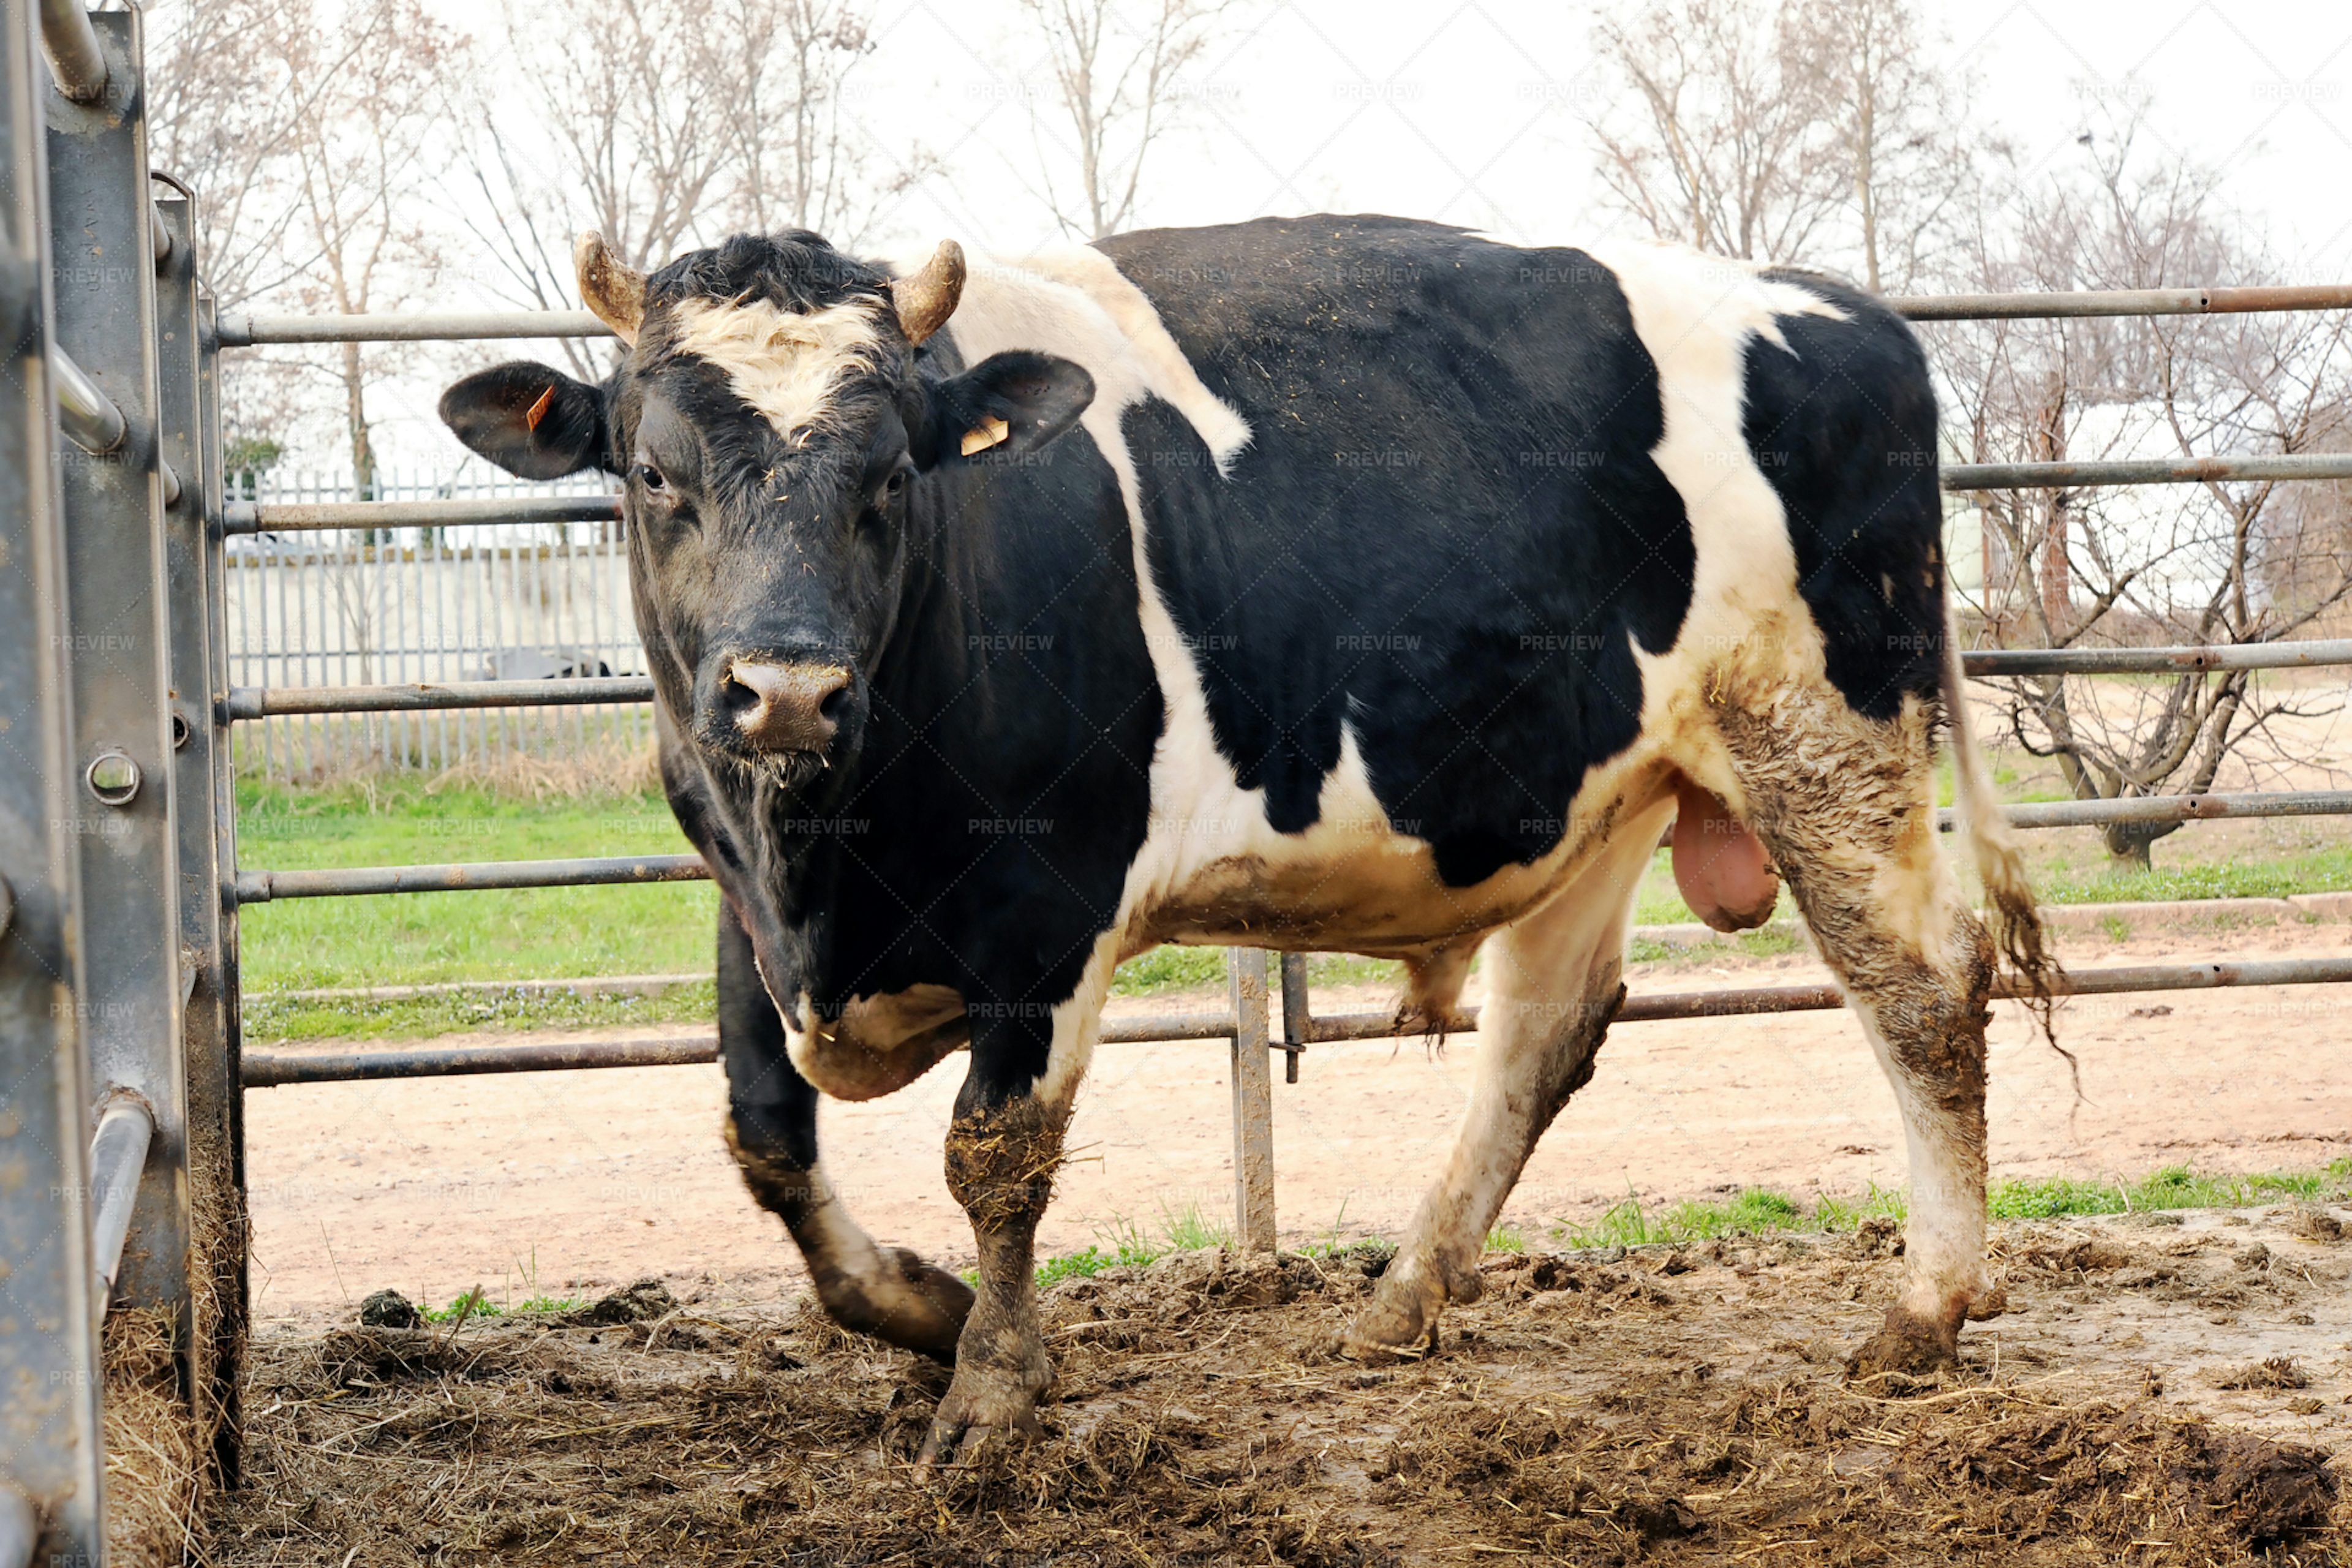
[228,470,651,782]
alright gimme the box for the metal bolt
[85,748,140,807]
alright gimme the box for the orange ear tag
[959,416,1011,457]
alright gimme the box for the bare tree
[282,0,455,499]
[710,0,931,239]
[1793,0,1983,292]
[147,0,414,470]
[1020,0,1230,240]
[1589,0,1985,290]
[1939,124,2352,869]
[145,0,310,312]
[1586,0,1847,265]
[449,0,921,382]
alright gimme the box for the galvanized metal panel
[197,287,247,1483]
[46,5,189,1333]
[0,0,104,1550]
[155,187,243,1477]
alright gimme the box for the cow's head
[439,230,1095,792]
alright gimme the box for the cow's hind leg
[718,905,973,1360]
[1342,804,1670,1357]
[1715,682,1998,1376]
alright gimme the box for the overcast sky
[368,0,2352,469]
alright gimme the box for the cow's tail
[1942,598,2063,1055]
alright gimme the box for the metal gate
[8,0,2352,1556]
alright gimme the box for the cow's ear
[918,350,1095,470]
[439,361,612,479]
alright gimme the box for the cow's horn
[576,231,646,346]
[892,240,965,345]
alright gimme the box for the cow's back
[929,216,1944,957]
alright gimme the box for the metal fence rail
[213,283,2352,345]
[241,952,2352,1089]
[217,638,2352,721]
[219,468,643,782]
[221,787,2352,907]
[208,452,2352,540]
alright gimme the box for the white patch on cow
[669,295,888,442]
[1574,239,1852,803]
[933,246,1252,471]
[781,982,967,1101]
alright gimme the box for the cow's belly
[1125,725,1675,956]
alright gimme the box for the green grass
[237,779,715,990]
[2026,844,2352,906]
[243,982,720,1045]
[1547,1161,2351,1250]
[1030,1200,1236,1287]
[1627,923,1807,966]
[1988,1164,2340,1219]
[419,1286,589,1323]
[1555,1185,1868,1250]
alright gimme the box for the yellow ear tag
[959,416,1011,457]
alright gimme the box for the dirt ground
[208,1203,2351,1566]
[238,918,2352,1322]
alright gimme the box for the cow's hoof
[1844,1300,1963,1379]
[874,1248,978,1362]
[914,1364,1048,1471]
[815,1246,974,1364]
[1335,1267,1449,1361]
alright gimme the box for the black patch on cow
[717,899,818,1173]
[1744,270,1947,718]
[1104,216,1693,888]
[813,411,1160,1095]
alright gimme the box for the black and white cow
[439,215,2051,1464]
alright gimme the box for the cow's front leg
[718,905,971,1359]
[918,960,1107,1467]
[921,1089,1063,1459]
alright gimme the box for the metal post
[1227,949,1276,1253]
[47,2,192,1355]
[1277,952,1310,1084]
[156,184,246,1477]
[88,1098,155,1314]
[32,0,99,101]
[0,0,104,1555]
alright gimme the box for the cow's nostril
[723,660,853,754]
[719,673,763,723]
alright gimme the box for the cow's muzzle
[719,659,851,755]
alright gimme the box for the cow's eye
[635,462,668,493]
[876,464,912,507]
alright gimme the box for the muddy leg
[918,955,1109,1467]
[1343,809,1668,1358]
[718,905,971,1360]
[1716,686,1998,1376]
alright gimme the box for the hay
[104,1308,202,1568]
[420,737,660,801]
[207,1232,2348,1566]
